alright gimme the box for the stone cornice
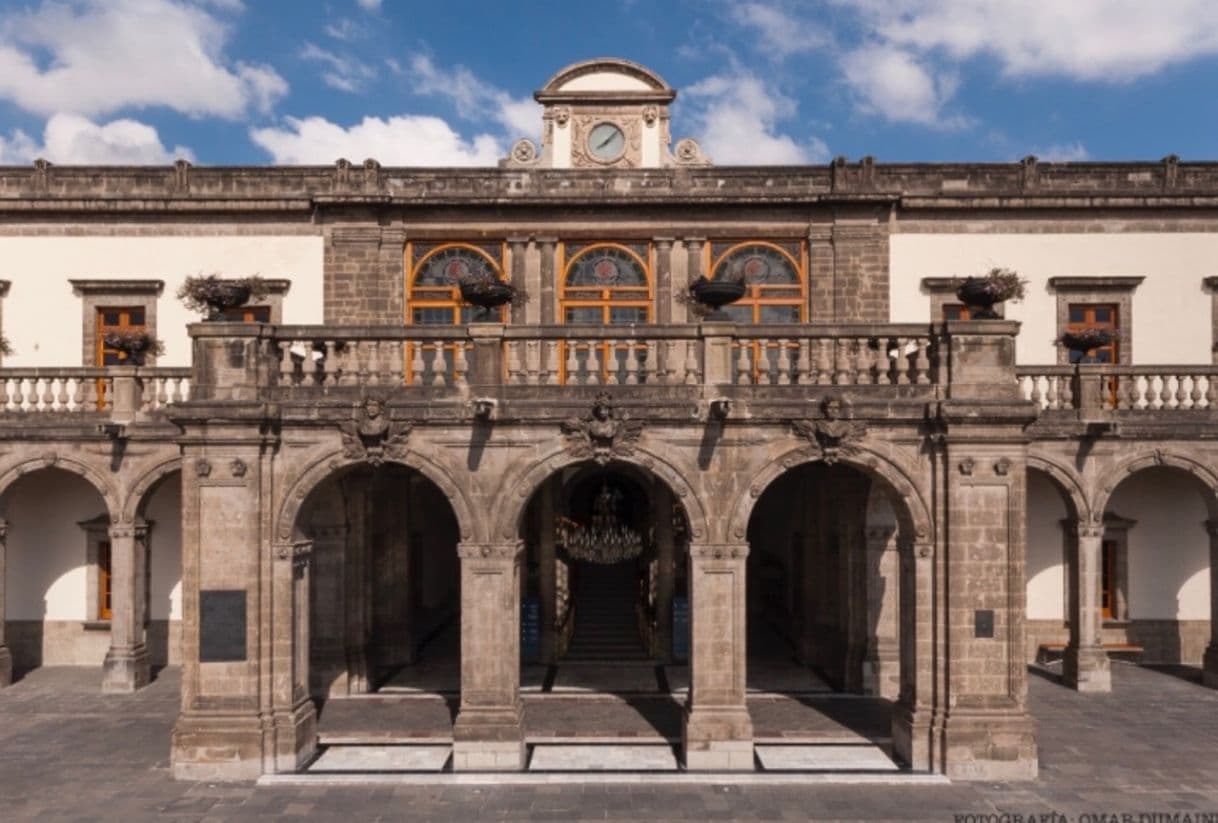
[70,279,165,296]
[1,159,1217,214]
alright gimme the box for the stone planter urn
[177,275,268,321]
[458,279,516,321]
[689,276,746,320]
[1060,328,1116,359]
[103,330,162,366]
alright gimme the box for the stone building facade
[0,59,1215,781]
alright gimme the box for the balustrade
[0,368,190,414]
[1018,365,1218,412]
[730,328,938,387]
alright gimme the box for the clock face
[586,122,625,162]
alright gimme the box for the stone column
[102,521,152,692]
[453,541,525,771]
[0,518,10,686]
[891,538,938,771]
[537,237,557,324]
[684,543,753,770]
[652,481,675,662]
[862,525,900,698]
[1063,519,1111,692]
[654,237,674,324]
[343,476,370,694]
[1203,521,1218,688]
[267,541,317,774]
[538,478,558,664]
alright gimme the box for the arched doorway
[0,467,113,681]
[296,464,461,699]
[516,461,691,739]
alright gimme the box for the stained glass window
[710,242,806,324]
[407,243,506,325]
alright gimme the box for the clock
[586,122,625,162]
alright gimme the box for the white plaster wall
[890,233,1218,365]
[2,469,107,620]
[145,473,182,621]
[0,235,324,367]
[551,123,572,169]
[1109,467,1211,620]
[1026,471,1068,620]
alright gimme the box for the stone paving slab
[755,744,898,771]
[528,743,680,771]
[551,663,661,693]
[308,744,452,772]
[4,662,1218,820]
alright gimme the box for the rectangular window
[942,303,972,321]
[1066,303,1119,364]
[98,540,112,621]
[95,306,147,366]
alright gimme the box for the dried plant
[102,328,165,365]
[177,274,269,317]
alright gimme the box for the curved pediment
[536,58,675,104]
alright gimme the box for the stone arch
[488,444,710,544]
[0,454,119,519]
[1027,452,1091,523]
[727,442,933,547]
[275,447,477,545]
[1093,448,1218,521]
[121,457,183,524]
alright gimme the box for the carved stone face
[364,399,382,419]
[823,398,841,419]
[593,401,610,421]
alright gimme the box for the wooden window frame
[1064,303,1120,365]
[213,278,290,323]
[405,242,509,326]
[70,280,163,367]
[707,240,809,324]
[921,277,1005,321]
[559,242,654,326]
[1050,276,1142,366]
[79,514,111,624]
[1101,512,1135,624]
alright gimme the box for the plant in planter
[177,274,269,320]
[102,328,165,366]
[953,267,1027,319]
[456,271,526,321]
[0,334,12,357]
[1058,327,1116,358]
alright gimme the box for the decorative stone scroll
[339,397,412,466]
[790,397,867,465]
[560,392,643,465]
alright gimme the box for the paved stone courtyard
[2,662,1218,821]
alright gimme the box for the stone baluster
[55,377,70,410]
[776,339,792,385]
[684,340,699,384]
[542,341,559,385]
[409,341,425,385]
[102,521,152,693]
[643,340,658,385]
[278,343,296,386]
[795,339,812,385]
[1208,375,1218,409]
[623,342,640,385]
[586,343,601,386]
[1063,518,1111,692]
[854,338,872,385]
[1190,375,1204,409]
[320,341,337,387]
[1059,374,1073,409]
[432,343,450,387]
[915,338,931,384]
[735,340,752,385]
[505,341,523,384]
[71,378,86,411]
[453,343,469,388]
[41,377,54,410]
[565,342,579,386]
[388,340,404,387]
[364,341,380,387]
[525,340,540,386]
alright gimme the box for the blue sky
[1,0,1217,166]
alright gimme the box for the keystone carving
[339,397,412,466]
[561,392,643,465]
[790,397,866,465]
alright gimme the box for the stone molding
[456,541,524,561]
[688,543,748,560]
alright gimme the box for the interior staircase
[564,561,651,662]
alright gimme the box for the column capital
[506,235,531,246]
[1063,517,1105,539]
[108,519,151,542]
[274,540,313,569]
[683,236,706,248]
[688,542,749,560]
[457,540,524,561]
[652,236,675,248]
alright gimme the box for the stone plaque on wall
[200,589,247,662]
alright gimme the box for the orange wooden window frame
[707,241,808,324]
[98,539,112,621]
[1066,303,1120,364]
[95,306,147,366]
[558,243,653,384]
[1100,538,1117,620]
[942,303,973,321]
[216,305,271,323]
[405,242,509,326]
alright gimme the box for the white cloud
[249,115,502,166]
[406,55,540,139]
[684,72,830,165]
[300,42,375,93]
[356,0,382,10]
[728,1,830,59]
[325,18,365,41]
[0,0,287,119]
[1033,141,1090,162]
[840,44,969,128]
[841,0,1218,82]
[0,113,192,164]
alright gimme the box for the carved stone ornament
[195,458,212,478]
[642,105,659,125]
[510,139,538,164]
[229,458,248,478]
[958,457,975,476]
[790,397,866,465]
[673,137,708,166]
[561,392,643,465]
[994,457,1012,476]
[552,106,571,127]
[339,397,413,466]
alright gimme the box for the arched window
[406,243,507,325]
[709,241,806,323]
[560,243,652,325]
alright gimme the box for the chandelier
[557,483,645,564]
